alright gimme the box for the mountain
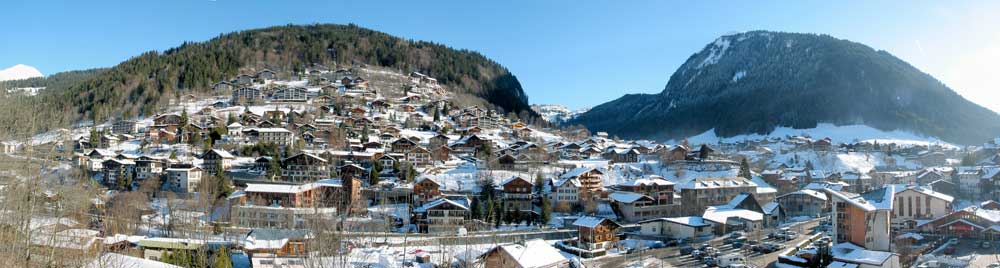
[531,104,590,124]
[0,64,43,81]
[1,24,534,136]
[568,31,1000,145]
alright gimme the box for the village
[6,64,1000,268]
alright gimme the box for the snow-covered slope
[531,104,590,124]
[681,123,954,147]
[0,64,44,81]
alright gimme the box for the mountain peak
[0,64,44,81]
[570,31,1000,145]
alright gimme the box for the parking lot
[948,238,1000,267]
[586,219,820,267]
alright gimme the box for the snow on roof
[826,186,894,212]
[490,239,569,268]
[777,189,828,201]
[619,175,674,187]
[205,149,235,159]
[679,177,756,190]
[90,148,115,157]
[552,178,581,188]
[726,192,753,208]
[762,202,780,215]
[702,206,763,224]
[244,183,304,194]
[804,181,846,191]
[560,167,601,180]
[84,253,181,268]
[831,242,895,266]
[572,216,618,228]
[896,232,924,240]
[825,261,859,268]
[892,184,954,203]
[639,216,711,227]
[413,197,469,213]
[248,127,293,133]
[972,207,1000,223]
[609,191,651,204]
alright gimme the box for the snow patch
[0,64,43,81]
[731,70,746,83]
[696,37,732,69]
[682,123,952,147]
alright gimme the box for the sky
[3,1,1000,112]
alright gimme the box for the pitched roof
[609,191,652,204]
[414,197,469,213]
[202,149,235,159]
[826,186,895,212]
[702,206,764,224]
[638,216,711,227]
[618,175,674,187]
[485,239,569,268]
[892,185,954,203]
[572,216,620,228]
[831,242,895,266]
[560,167,602,180]
[777,189,828,201]
[500,176,532,186]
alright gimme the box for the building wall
[778,194,826,218]
[892,190,951,228]
[639,220,711,239]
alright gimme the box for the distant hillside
[0,68,107,93]
[0,24,535,138]
[569,31,1000,145]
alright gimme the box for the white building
[891,185,953,229]
[637,216,713,240]
[165,166,203,193]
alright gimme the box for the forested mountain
[0,24,533,138]
[0,68,107,93]
[568,31,1000,145]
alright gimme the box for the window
[926,197,932,215]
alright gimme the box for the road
[585,219,821,268]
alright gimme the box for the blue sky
[4,1,1000,112]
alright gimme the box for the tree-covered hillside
[569,31,1000,145]
[0,24,534,138]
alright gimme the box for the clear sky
[3,1,1000,112]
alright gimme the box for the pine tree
[89,128,100,147]
[534,173,545,194]
[368,167,380,185]
[739,158,752,179]
[540,198,552,227]
[180,109,189,127]
[213,247,233,268]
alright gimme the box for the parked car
[783,231,800,240]
[692,249,704,259]
[948,238,959,245]
[984,241,993,249]
[702,256,717,267]
[731,241,744,249]
[680,246,694,255]
[943,246,956,255]
[717,253,747,268]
